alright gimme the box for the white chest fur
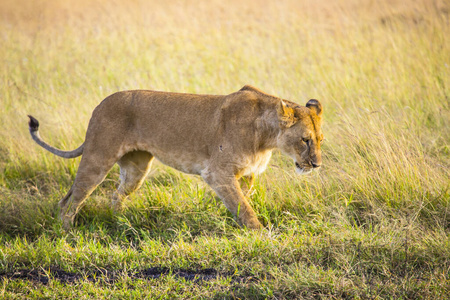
[242,150,273,176]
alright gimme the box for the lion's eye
[302,138,310,144]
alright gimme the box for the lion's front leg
[239,173,255,197]
[202,172,262,229]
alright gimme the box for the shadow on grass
[0,266,258,285]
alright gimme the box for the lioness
[28,85,323,229]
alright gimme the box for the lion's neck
[255,103,282,151]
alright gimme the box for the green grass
[1,0,449,298]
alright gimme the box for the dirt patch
[0,268,79,285]
[136,267,219,282]
[0,266,255,285]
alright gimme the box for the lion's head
[276,99,323,175]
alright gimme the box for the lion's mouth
[295,162,312,175]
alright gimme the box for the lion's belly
[151,150,209,175]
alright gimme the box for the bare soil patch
[0,266,254,285]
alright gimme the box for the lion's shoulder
[239,85,265,94]
[238,85,277,100]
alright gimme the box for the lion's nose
[311,162,321,168]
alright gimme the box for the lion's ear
[277,100,298,128]
[306,99,323,117]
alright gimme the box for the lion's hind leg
[60,154,117,229]
[112,151,154,211]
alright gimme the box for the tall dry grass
[0,0,448,228]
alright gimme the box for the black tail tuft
[28,115,40,132]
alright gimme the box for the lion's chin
[295,162,312,175]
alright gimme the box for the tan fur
[28,85,324,229]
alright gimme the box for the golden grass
[1,0,449,227]
[0,0,448,219]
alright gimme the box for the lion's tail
[28,115,84,159]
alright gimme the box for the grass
[0,0,449,298]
